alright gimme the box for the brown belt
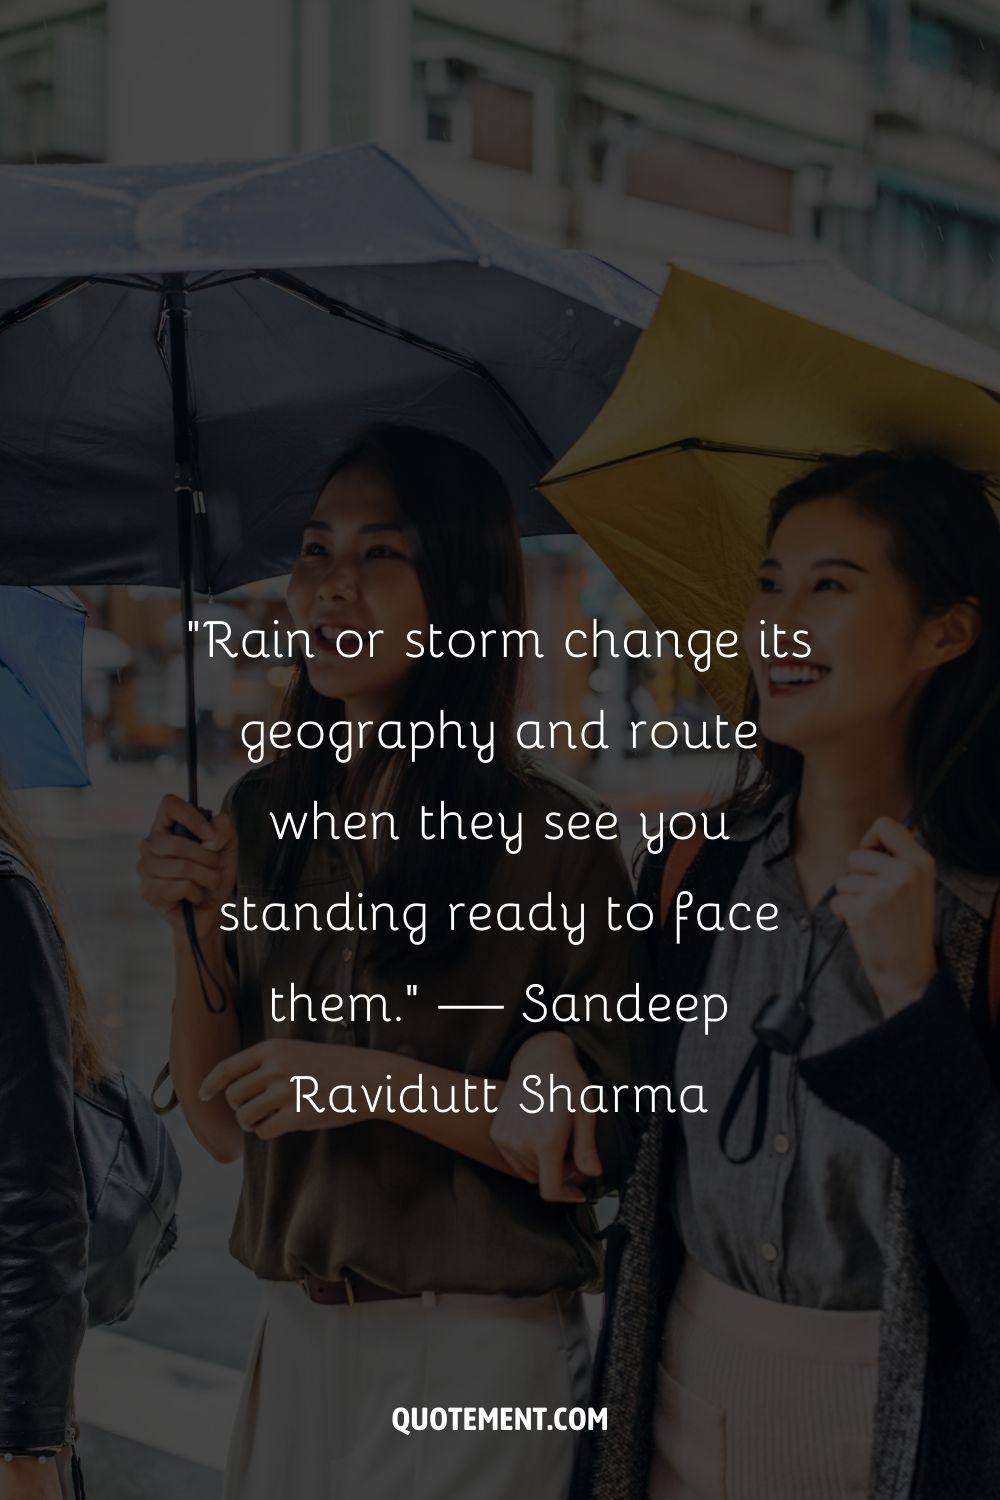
[300,1271,415,1306]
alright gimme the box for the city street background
[3,0,1000,1492]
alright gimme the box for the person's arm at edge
[0,874,86,1453]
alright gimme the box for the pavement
[16,745,733,1496]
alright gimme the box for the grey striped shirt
[670,794,995,1309]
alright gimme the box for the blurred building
[0,1,999,339]
[2,0,998,776]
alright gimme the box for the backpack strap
[659,830,708,927]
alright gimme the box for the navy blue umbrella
[0,586,88,789]
[0,144,654,805]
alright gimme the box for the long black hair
[265,424,527,964]
[735,450,1000,875]
[0,775,106,1088]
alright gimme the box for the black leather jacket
[0,852,86,1448]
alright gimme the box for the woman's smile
[766,662,831,696]
[309,616,381,658]
[745,495,946,749]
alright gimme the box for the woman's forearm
[370,1053,516,1175]
[169,926,243,1163]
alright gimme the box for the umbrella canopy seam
[539,437,831,488]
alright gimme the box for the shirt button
[342,948,354,964]
[761,1242,779,1264]
[773,1133,791,1155]
[798,914,811,931]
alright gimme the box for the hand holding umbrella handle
[170,811,229,1015]
[170,810,214,837]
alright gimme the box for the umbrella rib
[539,437,828,487]
[0,273,161,335]
[253,268,554,467]
[90,274,163,291]
[0,277,94,333]
[187,272,258,292]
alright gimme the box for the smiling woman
[136,422,649,1500]
[747,477,983,776]
[580,450,1000,1500]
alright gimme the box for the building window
[870,188,1000,335]
[889,7,1000,151]
[909,13,953,72]
[413,50,550,175]
[625,134,794,234]
[581,98,794,236]
[579,96,638,187]
[468,76,534,172]
[910,7,1000,87]
[0,8,106,163]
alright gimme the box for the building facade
[0,0,998,338]
[1,0,996,769]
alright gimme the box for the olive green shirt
[220,759,649,1295]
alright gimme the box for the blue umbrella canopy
[0,586,88,789]
[0,145,654,593]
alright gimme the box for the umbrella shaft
[165,275,200,810]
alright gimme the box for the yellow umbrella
[539,256,1000,718]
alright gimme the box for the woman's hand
[138,794,237,938]
[0,1458,64,1500]
[831,816,938,1018]
[490,1031,601,1204]
[199,1039,383,1139]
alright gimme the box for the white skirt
[651,1259,880,1500]
[224,1282,593,1500]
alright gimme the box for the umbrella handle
[171,814,228,1014]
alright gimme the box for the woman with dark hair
[536,451,1000,1499]
[0,778,104,1500]
[138,425,646,1500]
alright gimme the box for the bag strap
[151,1060,179,1116]
[658,830,708,927]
